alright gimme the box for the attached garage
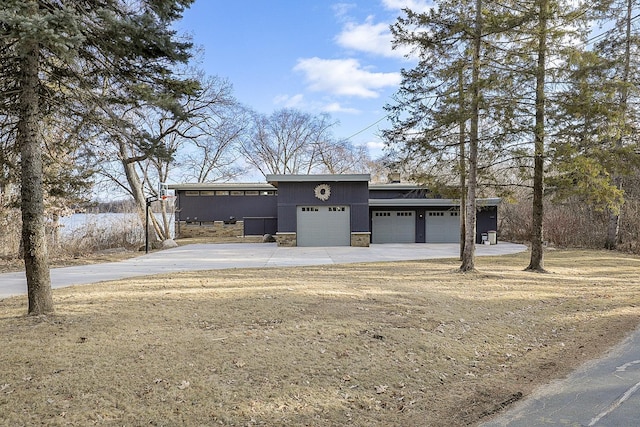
[425,210,460,243]
[371,210,415,243]
[296,205,351,247]
[172,177,500,247]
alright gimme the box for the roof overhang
[369,183,426,191]
[169,183,276,191]
[267,174,370,187]
[369,198,501,207]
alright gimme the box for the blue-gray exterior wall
[175,184,498,243]
[477,206,498,243]
[369,188,433,199]
[369,206,498,244]
[176,191,277,222]
[244,217,278,236]
[276,181,369,233]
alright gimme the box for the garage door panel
[425,211,460,243]
[372,211,415,244]
[297,206,350,246]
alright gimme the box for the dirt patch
[1,250,639,426]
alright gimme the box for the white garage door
[297,206,350,247]
[425,211,460,243]
[372,211,415,244]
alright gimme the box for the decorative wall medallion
[314,184,331,201]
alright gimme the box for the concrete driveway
[0,242,526,299]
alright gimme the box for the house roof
[369,198,501,207]
[369,183,427,191]
[169,183,276,191]
[266,174,370,187]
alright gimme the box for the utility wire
[345,113,392,140]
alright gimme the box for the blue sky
[175,0,431,158]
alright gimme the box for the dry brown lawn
[1,249,639,426]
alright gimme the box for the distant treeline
[84,199,137,214]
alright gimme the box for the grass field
[1,249,639,426]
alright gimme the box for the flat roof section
[267,174,370,186]
[369,198,501,207]
[169,183,276,191]
[369,183,427,191]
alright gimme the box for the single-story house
[169,174,499,247]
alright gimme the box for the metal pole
[145,196,156,254]
[145,198,150,254]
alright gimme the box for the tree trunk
[605,0,631,250]
[460,0,481,272]
[526,0,548,272]
[605,179,622,249]
[51,213,61,248]
[18,18,54,315]
[458,66,467,261]
[118,140,168,243]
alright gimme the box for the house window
[245,190,259,196]
[185,191,199,196]
[200,190,215,196]
[396,212,413,217]
[230,190,244,196]
[215,190,229,196]
[301,207,319,212]
[260,190,276,196]
[328,206,345,212]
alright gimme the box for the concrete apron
[0,242,527,299]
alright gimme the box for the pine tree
[386,0,517,271]
[0,0,196,314]
[598,0,640,249]
[494,0,590,271]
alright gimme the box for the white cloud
[332,2,356,20]
[336,16,412,59]
[367,140,385,150]
[273,93,360,115]
[294,57,400,98]
[381,0,433,14]
[322,102,360,114]
[273,93,304,108]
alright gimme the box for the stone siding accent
[276,232,297,247]
[351,232,371,247]
[176,221,243,238]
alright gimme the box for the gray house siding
[171,178,499,246]
[370,205,498,244]
[477,206,498,243]
[176,191,277,223]
[369,188,432,199]
[275,181,369,233]
[244,217,278,236]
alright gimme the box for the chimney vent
[388,172,401,183]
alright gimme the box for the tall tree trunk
[18,12,54,315]
[51,213,61,248]
[526,0,549,272]
[460,0,481,272]
[118,140,167,243]
[605,0,632,250]
[458,66,467,261]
